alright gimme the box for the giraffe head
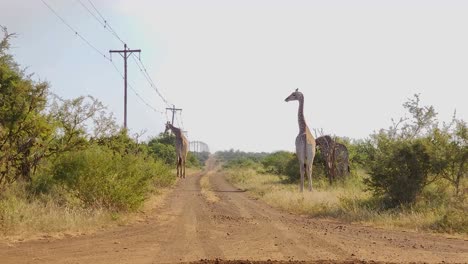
[315,135,333,149]
[164,121,172,134]
[284,88,304,102]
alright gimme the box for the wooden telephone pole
[110,44,141,129]
[166,104,182,126]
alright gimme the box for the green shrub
[223,157,260,169]
[186,152,201,168]
[47,145,173,211]
[431,205,468,234]
[192,152,210,166]
[147,133,177,165]
[365,138,432,207]
[280,152,327,183]
[262,151,295,175]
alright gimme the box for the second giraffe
[165,122,189,178]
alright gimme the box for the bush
[262,151,295,175]
[281,152,327,183]
[192,151,210,166]
[44,145,173,211]
[365,138,432,207]
[222,157,260,169]
[148,141,177,165]
[186,152,201,168]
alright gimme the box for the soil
[0,161,466,263]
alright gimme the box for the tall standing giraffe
[165,122,189,178]
[285,89,316,192]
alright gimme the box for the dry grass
[0,188,113,241]
[200,171,220,203]
[0,183,177,242]
[224,168,468,237]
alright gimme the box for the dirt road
[0,165,467,263]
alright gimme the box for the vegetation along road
[0,160,466,264]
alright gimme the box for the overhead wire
[110,61,164,114]
[174,113,182,129]
[75,0,126,45]
[178,111,185,130]
[86,0,126,45]
[131,55,171,107]
[77,0,173,110]
[76,0,107,29]
[40,0,164,115]
[40,0,111,61]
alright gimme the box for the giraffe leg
[182,159,186,179]
[299,163,305,192]
[307,164,313,191]
[177,157,181,178]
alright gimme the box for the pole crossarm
[166,105,182,126]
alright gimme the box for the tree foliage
[146,132,205,168]
[0,27,52,184]
[0,29,175,213]
[147,133,177,165]
[364,94,466,206]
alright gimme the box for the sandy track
[0,165,466,263]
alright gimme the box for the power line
[79,0,126,45]
[131,55,171,107]
[174,114,182,130]
[111,61,163,114]
[40,0,111,60]
[40,0,164,117]
[86,0,125,45]
[178,111,185,130]
[77,0,173,111]
[42,0,182,129]
[77,0,105,27]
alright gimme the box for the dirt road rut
[0,167,467,263]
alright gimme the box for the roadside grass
[0,183,179,242]
[224,168,467,236]
[0,183,113,240]
[200,171,220,203]
[0,164,204,241]
[0,147,184,241]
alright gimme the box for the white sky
[1,0,467,152]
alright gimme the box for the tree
[147,133,177,165]
[365,94,466,206]
[0,27,53,184]
[365,137,433,206]
[48,95,117,155]
[435,117,467,194]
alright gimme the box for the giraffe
[315,135,350,182]
[164,122,189,178]
[285,88,316,192]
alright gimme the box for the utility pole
[110,44,141,129]
[166,104,182,126]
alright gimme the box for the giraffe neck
[169,125,182,138]
[298,97,307,134]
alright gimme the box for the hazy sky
[2,0,467,152]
